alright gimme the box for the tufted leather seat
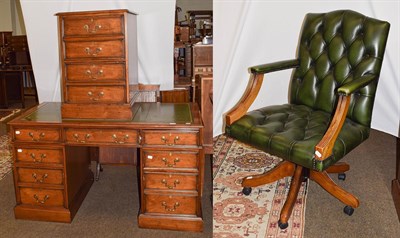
[227,104,370,171]
[225,10,390,229]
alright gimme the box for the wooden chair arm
[225,73,264,125]
[314,95,351,161]
[225,59,299,126]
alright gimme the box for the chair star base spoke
[310,170,359,208]
[242,161,295,188]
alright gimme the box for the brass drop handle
[87,91,104,101]
[161,178,180,189]
[32,173,48,183]
[161,157,180,167]
[73,133,91,143]
[33,194,49,204]
[83,20,102,33]
[86,69,103,79]
[30,153,47,163]
[112,134,130,144]
[161,135,180,146]
[161,201,180,212]
[28,132,45,141]
[138,135,142,144]
[85,47,102,56]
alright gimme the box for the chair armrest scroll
[314,95,351,161]
[249,59,299,74]
[337,74,377,96]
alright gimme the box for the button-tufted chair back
[289,10,390,127]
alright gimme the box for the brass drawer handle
[161,179,180,189]
[33,194,49,204]
[161,201,180,212]
[85,47,102,56]
[87,91,104,101]
[85,69,103,79]
[30,153,47,163]
[28,132,45,141]
[32,173,48,183]
[83,19,102,33]
[112,134,130,144]
[73,133,91,143]
[161,157,180,167]
[160,135,180,146]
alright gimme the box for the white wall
[20,0,176,102]
[214,0,400,137]
[0,0,13,31]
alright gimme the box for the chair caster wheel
[338,173,346,181]
[278,220,288,229]
[242,187,252,196]
[343,206,354,216]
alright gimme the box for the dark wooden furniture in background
[194,74,213,154]
[9,102,205,232]
[0,32,38,109]
[56,9,139,120]
[0,31,13,67]
[392,132,400,221]
[192,43,212,103]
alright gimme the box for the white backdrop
[20,0,176,102]
[214,0,400,137]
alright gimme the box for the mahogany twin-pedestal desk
[8,102,205,232]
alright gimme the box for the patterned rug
[0,134,12,181]
[213,135,307,238]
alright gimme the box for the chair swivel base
[241,161,359,229]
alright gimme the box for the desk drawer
[142,131,199,146]
[17,168,63,185]
[20,187,64,207]
[143,150,198,169]
[14,128,61,143]
[65,129,138,145]
[63,15,123,36]
[15,148,63,165]
[144,194,197,215]
[65,63,125,82]
[144,173,197,190]
[65,39,124,59]
[66,86,126,103]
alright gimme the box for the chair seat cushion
[226,104,370,171]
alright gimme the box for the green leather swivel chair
[225,10,390,229]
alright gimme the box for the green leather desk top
[19,102,194,125]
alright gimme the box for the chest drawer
[17,168,63,185]
[19,188,64,207]
[65,39,124,59]
[144,194,197,215]
[14,148,63,165]
[142,131,199,146]
[143,150,198,170]
[65,128,138,145]
[14,128,61,143]
[63,15,124,36]
[144,173,197,190]
[65,63,125,82]
[66,86,126,103]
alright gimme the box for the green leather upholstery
[227,10,390,171]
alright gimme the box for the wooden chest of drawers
[56,9,138,119]
[139,129,204,231]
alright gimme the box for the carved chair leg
[279,165,304,228]
[310,170,359,208]
[325,162,350,174]
[242,161,295,188]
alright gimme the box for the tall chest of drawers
[56,9,138,119]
